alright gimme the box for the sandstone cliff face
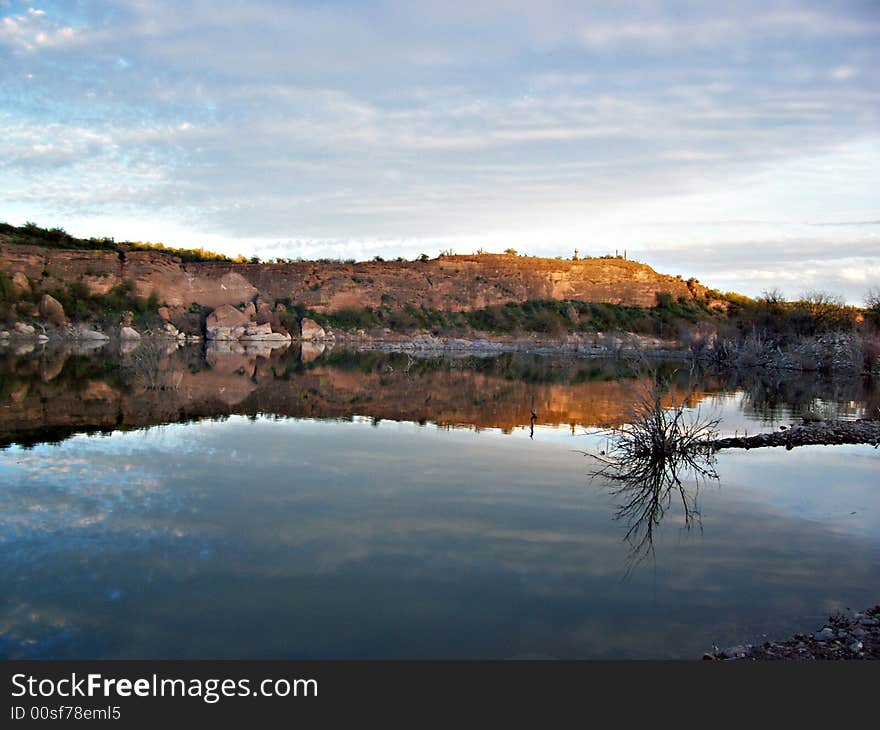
[1,239,704,312]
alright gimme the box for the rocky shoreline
[707,606,880,660]
[0,321,697,359]
[710,419,880,450]
[333,331,694,359]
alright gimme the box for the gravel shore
[707,606,880,660]
[711,419,880,450]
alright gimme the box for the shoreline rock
[707,605,880,660]
[337,332,693,360]
[300,317,331,341]
[709,419,880,450]
[69,326,110,342]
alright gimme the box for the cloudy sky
[1,1,878,301]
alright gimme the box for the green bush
[0,272,16,303]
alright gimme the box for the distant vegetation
[1,272,160,330]
[0,221,234,263]
[280,287,880,374]
[280,296,713,339]
[697,288,878,374]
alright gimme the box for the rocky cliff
[1,238,705,312]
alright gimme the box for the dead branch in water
[581,374,721,572]
[586,376,721,469]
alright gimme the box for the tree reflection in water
[584,376,721,573]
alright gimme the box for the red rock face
[1,241,705,311]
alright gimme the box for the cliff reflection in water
[1,342,878,449]
[0,344,690,445]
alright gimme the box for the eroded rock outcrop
[1,239,707,315]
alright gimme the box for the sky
[1,0,878,302]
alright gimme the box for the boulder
[244,332,291,343]
[208,325,247,341]
[70,326,110,341]
[163,322,180,337]
[243,301,257,319]
[38,294,67,325]
[206,304,252,341]
[120,326,142,341]
[244,323,273,337]
[157,306,171,322]
[11,272,31,295]
[206,304,251,328]
[240,322,291,343]
[300,317,326,341]
[13,322,36,336]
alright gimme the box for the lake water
[1,343,878,658]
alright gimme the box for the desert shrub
[326,307,381,330]
[0,272,17,303]
[655,292,674,309]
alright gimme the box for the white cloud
[830,65,858,81]
[0,0,878,301]
[0,7,78,51]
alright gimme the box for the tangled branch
[583,375,721,572]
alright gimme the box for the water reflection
[1,415,878,659]
[584,375,721,573]
[1,343,879,658]
[2,343,876,449]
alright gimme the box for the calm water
[1,343,878,658]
